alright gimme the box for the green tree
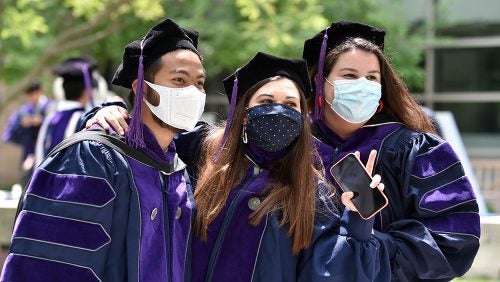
[0,0,165,110]
[0,0,426,112]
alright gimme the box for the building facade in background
[405,0,500,159]
[404,0,500,212]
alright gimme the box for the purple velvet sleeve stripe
[13,211,111,251]
[419,176,476,213]
[420,212,480,238]
[0,254,101,282]
[411,142,460,179]
[26,168,115,207]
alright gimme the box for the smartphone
[330,153,388,220]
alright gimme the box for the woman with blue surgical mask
[325,76,382,124]
[303,21,480,281]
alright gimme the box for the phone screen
[330,153,388,219]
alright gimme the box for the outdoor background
[0,0,499,280]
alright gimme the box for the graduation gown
[190,160,391,282]
[312,116,480,281]
[34,100,85,165]
[174,123,392,281]
[78,105,480,280]
[1,125,194,282]
[2,96,52,159]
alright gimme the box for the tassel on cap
[77,63,94,107]
[314,27,329,121]
[126,38,146,148]
[213,72,239,162]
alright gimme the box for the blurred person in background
[33,56,97,166]
[2,81,52,186]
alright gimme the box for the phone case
[330,153,388,220]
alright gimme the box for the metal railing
[471,159,500,212]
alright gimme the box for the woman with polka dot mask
[188,52,389,281]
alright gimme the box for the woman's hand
[86,106,129,135]
[341,150,385,212]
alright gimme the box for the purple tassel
[82,64,94,107]
[315,28,329,121]
[126,40,146,148]
[76,63,94,107]
[213,74,239,162]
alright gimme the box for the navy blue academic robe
[174,124,392,281]
[34,100,86,165]
[77,104,480,281]
[189,159,391,282]
[1,124,194,282]
[2,97,52,159]
[312,115,480,281]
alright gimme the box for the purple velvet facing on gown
[127,123,192,282]
[26,168,115,207]
[128,158,168,282]
[314,119,402,182]
[191,169,270,281]
[13,211,110,250]
[245,142,287,167]
[420,212,480,238]
[2,254,101,282]
[411,142,461,178]
[210,171,270,282]
[46,108,84,152]
[420,177,476,213]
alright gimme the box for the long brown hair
[194,76,324,254]
[309,38,436,133]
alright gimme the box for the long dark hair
[309,37,436,133]
[194,76,325,254]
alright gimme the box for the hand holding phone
[330,151,388,220]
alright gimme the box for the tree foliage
[0,0,426,111]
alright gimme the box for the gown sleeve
[374,131,480,281]
[0,140,134,282]
[2,108,33,146]
[76,100,128,131]
[297,186,391,282]
[174,121,210,186]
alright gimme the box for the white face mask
[144,80,206,131]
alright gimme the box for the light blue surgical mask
[325,77,382,124]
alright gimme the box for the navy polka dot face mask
[244,103,303,152]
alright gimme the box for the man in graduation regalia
[33,56,97,166]
[2,81,52,185]
[1,18,206,282]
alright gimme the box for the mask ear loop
[241,124,248,143]
[376,100,384,113]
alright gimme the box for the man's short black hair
[24,81,41,94]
